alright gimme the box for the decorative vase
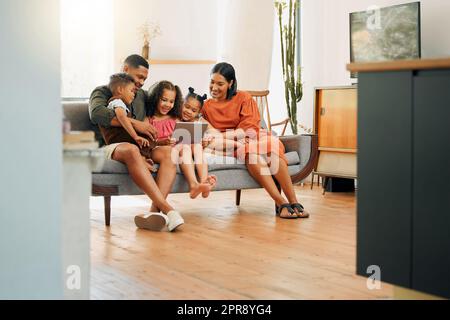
[142,43,150,60]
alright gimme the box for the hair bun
[188,87,195,94]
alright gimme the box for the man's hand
[134,136,150,148]
[133,120,158,141]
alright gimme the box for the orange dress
[202,91,287,164]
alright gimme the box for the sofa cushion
[63,101,97,131]
[93,151,300,174]
[95,159,129,174]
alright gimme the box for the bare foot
[190,183,212,199]
[291,203,310,218]
[279,207,298,219]
[207,175,217,187]
[202,175,217,198]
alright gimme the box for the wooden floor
[89,184,394,300]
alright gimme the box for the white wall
[61,0,114,98]
[113,0,218,95]
[0,0,63,299]
[218,0,275,90]
[270,0,450,135]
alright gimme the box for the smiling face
[118,82,136,105]
[156,89,176,116]
[209,73,233,101]
[124,65,149,91]
[181,97,202,122]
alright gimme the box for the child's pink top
[149,117,177,140]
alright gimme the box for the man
[89,54,184,232]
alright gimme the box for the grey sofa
[63,101,318,226]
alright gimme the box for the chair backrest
[246,90,272,131]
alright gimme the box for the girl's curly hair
[146,80,183,118]
[185,87,208,108]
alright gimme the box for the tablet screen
[172,122,208,144]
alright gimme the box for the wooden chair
[247,90,290,136]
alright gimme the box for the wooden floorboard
[89,185,394,300]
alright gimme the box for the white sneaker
[134,212,168,231]
[166,211,184,232]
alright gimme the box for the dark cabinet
[357,71,413,289]
[349,60,450,298]
[412,70,450,298]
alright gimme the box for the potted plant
[275,0,303,135]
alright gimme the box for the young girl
[178,87,219,197]
[181,88,245,159]
[147,81,215,199]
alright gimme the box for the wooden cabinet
[313,86,357,180]
[348,58,450,299]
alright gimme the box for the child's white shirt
[107,98,130,114]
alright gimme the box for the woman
[202,62,310,219]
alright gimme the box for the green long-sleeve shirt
[88,85,148,144]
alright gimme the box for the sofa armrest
[279,134,310,166]
[279,134,319,183]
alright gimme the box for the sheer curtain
[60,0,114,98]
[217,0,275,90]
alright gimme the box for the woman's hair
[211,62,238,100]
[185,87,207,108]
[146,80,183,118]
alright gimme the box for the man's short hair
[124,54,149,69]
[108,73,135,94]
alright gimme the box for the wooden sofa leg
[104,196,111,226]
[236,189,241,206]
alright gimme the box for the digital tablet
[172,122,208,144]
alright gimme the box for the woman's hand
[221,128,247,141]
[237,137,248,146]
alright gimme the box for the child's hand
[142,156,157,173]
[167,138,178,146]
[145,158,157,172]
[135,136,150,148]
[202,135,214,148]
[157,138,177,146]
[237,137,248,146]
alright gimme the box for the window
[60,0,114,99]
